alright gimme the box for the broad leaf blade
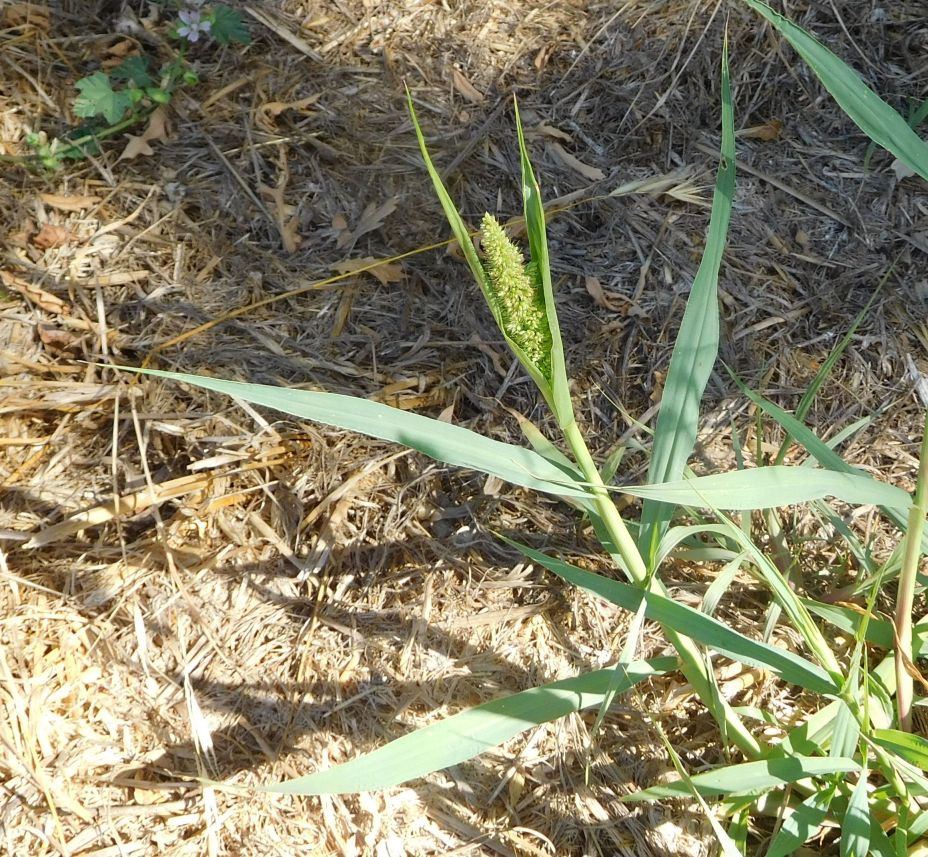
[122,368,589,498]
[265,659,675,794]
[623,757,859,801]
[740,0,928,181]
[504,537,839,695]
[638,38,735,557]
[623,466,911,511]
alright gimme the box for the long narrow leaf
[624,465,910,511]
[732,379,928,555]
[120,367,589,498]
[513,99,574,427]
[623,756,859,801]
[840,764,870,857]
[265,658,675,795]
[766,784,836,857]
[872,729,928,772]
[638,37,735,558]
[740,0,928,181]
[504,536,838,695]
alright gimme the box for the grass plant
[123,2,928,852]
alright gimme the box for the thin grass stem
[895,412,928,730]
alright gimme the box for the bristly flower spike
[479,213,553,383]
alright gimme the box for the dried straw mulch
[1,0,926,854]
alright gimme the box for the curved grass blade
[732,377,928,556]
[512,98,574,427]
[766,783,837,857]
[623,756,859,801]
[120,367,589,498]
[872,729,928,772]
[740,0,928,181]
[503,536,839,695]
[840,763,870,857]
[265,658,675,795]
[638,36,735,559]
[406,89,570,414]
[623,465,910,511]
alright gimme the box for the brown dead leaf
[32,223,76,250]
[255,94,320,132]
[533,123,572,142]
[118,108,170,162]
[0,270,69,315]
[37,323,81,352]
[547,141,605,182]
[584,275,627,313]
[451,67,484,104]
[38,193,100,212]
[333,257,404,286]
[2,3,49,30]
[336,197,399,251]
[259,154,302,254]
[737,120,784,141]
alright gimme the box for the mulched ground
[1,0,927,854]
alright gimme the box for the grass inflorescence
[478,213,553,381]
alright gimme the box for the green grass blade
[264,659,675,795]
[872,729,928,771]
[623,465,910,511]
[405,90,491,305]
[513,98,574,427]
[120,367,589,498]
[638,36,735,559]
[765,784,836,857]
[623,757,859,801]
[740,0,928,181]
[732,378,928,555]
[504,536,839,695]
[774,289,881,466]
[840,762,870,857]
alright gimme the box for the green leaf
[406,92,556,411]
[766,784,836,857]
[638,36,735,558]
[840,765,870,857]
[739,0,928,182]
[210,5,251,45]
[513,98,574,428]
[110,55,153,87]
[503,536,839,695]
[118,367,590,499]
[731,379,928,556]
[74,72,133,124]
[624,465,910,511]
[623,757,859,801]
[264,658,675,794]
[872,729,928,771]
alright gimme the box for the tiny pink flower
[177,8,212,43]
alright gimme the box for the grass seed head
[479,213,553,381]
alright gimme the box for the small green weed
[13,1,249,171]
